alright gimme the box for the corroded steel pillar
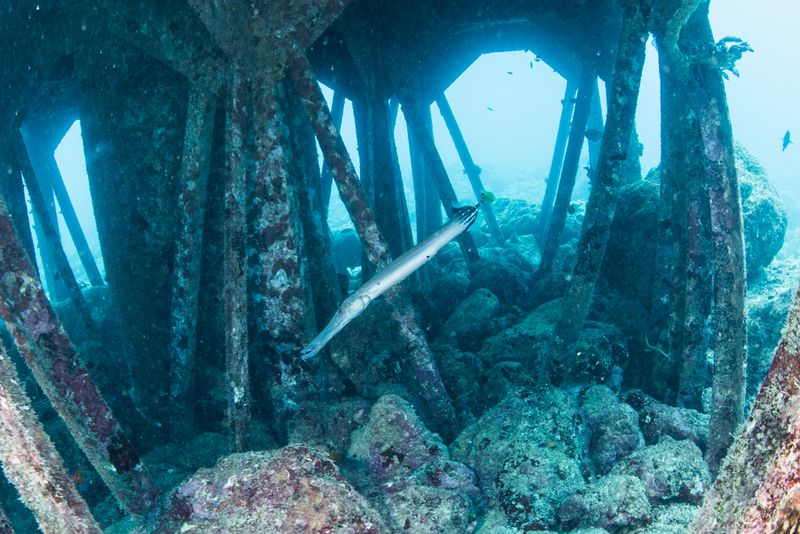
[0,196,159,515]
[0,339,101,533]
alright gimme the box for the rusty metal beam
[0,338,102,533]
[320,91,346,218]
[169,85,217,440]
[0,195,159,516]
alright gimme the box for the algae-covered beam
[435,94,503,243]
[223,66,251,453]
[250,80,308,441]
[287,53,458,437]
[169,85,217,440]
[554,1,648,347]
[0,196,159,515]
[701,30,748,475]
[401,99,480,265]
[535,67,595,281]
[694,282,800,532]
[408,103,442,243]
[0,136,35,267]
[0,339,101,533]
[11,131,96,337]
[537,79,577,244]
[320,91,345,218]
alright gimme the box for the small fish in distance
[783,130,793,151]
[487,106,494,112]
[300,192,496,360]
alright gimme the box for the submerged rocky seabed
[1,148,795,534]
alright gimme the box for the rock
[380,483,475,534]
[469,258,531,308]
[558,474,652,532]
[496,448,585,530]
[580,386,644,475]
[437,288,502,352]
[610,437,711,504]
[475,509,526,534]
[348,395,448,484]
[478,300,561,369]
[650,503,700,530]
[745,258,799,401]
[407,458,481,500]
[602,146,787,323]
[428,271,471,324]
[157,445,386,533]
[451,387,580,497]
[737,144,787,276]
[432,345,484,416]
[623,391,709,451]
[288,399,372,458]
[478,302,628,386]
[481,361,536,408]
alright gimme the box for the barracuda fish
[300,191,495,360]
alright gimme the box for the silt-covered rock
[558,474,652,532]
[610,437,711,504]
[580,386,644,475]
[156,445,386,533]
[436,288,502,353]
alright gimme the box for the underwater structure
[0,0,797,532]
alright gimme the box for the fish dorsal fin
[450,205,478,227]
[451,205,471,217]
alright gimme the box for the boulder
[157,445,386,533]
[610,437,711,504]
[380,483,475,534]
[623,391,709,451]
[437,288,502,352]
[451,387,580,497]
[580,386,644,474]
[288,399,372,458]
[496,448,585,530]
[558,474,652,532]
[348,395,448,484]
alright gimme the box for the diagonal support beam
[401,99,480,265]
[320,91,346,218]
[0,338,102,533]
[554,1,648,348]
[538,78,577,245]
[535,67,595,282]
[169,85,217,440]
[287,53,458,437]
[0,196,159,516]
[12,131,96,337]
[435,94,503,243]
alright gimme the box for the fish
[487,106,494,112]
[300,192,495,360]
[783,130,793,151]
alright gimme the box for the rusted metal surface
[435,94,503,243]
[223,66,251,453]
[0,195,159,515]
[0,339,101,533]
[169,85,217,440]
[288,53,457,436]
[0,135,35,268]
[694,283,800,532]
[408,103,442,244]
